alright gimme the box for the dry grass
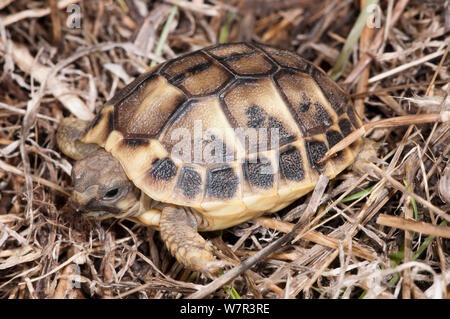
[0,0,449,299]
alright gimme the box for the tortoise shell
[81,42,363,230]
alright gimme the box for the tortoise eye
[103,188,120,200]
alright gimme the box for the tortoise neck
[113,188,144,219]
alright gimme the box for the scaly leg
[159,206,221,275]
[56,117,100,160]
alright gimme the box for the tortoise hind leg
[56,117,100,160]
[160,206,221,275]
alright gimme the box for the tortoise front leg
[56,117,100,160]
[160,206,221,275]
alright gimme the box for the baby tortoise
[57,42,447,275]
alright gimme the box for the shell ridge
[249,42,283,71]
[156,98,194,140]
[107,70,161,107]
[202,49,238,78]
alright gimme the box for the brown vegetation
[0,0,448,299]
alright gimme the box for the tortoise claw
[159,206,221,276]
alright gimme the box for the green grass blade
[116,0,129,12]
[387,221,446,287]
[403,180,419,220]
[341,185,375,203]
[330,0,379,80]
[359,290,367,299]
[219,11,236,44]
[224,285,241,299]
[150,5,178,67]
[412,221,447,260]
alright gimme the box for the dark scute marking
[107,111,114,133]
[244,105,295,145]
[325,131,345,161]
[255,43,311,73]
[206,165,239,199]
[315,103,333,127]
[86,112,103,132]
[169,73,186,86]
[169,61,213,86]
[338,118,353,137]
[310,68,346,115]
[149,157,177,181]
[268,116,296,145]
[326,130,343,148]
[246,105,265,128]
[177,167,202,199]
[206,42,254,60]
[299,93,311,112]
[279,146,304,181]
[108,73,158,107]
[201,134,234,164]
[243,157,274,189]
[347,106,360,128]
[188,61,213,74]
[221,51,256,62]
[306,140,328,171]
[122,138,149,148]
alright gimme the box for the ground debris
[0,0,448,299]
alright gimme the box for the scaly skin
[57,117,221,275]
[56,117,99,160]
[159,206,220,275]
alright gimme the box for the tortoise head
[70,149,140,219]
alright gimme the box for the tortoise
[57,42,365,275]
